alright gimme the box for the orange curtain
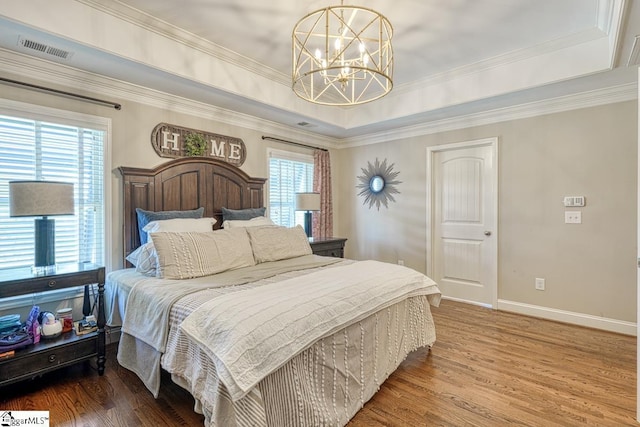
[312,150,333,238]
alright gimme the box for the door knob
[484,231,491,236]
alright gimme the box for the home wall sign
[151,123,246,166]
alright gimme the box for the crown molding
[76,0,289,86]
[597,0,621,35]
[80,0,623,109]
[394,0,625,98]
[0,48,338,150]
[394,28,605,97]
[628,35,640,66]
[0,47,635,152]
[340,82,637,148]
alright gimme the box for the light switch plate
[563,196,585,207]
[565,211,581,224]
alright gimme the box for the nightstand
[0,263,105,387]
[309,237,347,258]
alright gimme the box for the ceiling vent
[17,36,73,60]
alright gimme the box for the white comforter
[180,260,441,401]
[116,255,341,396]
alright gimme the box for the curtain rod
[0,77,122,110]
[261,135,328,152]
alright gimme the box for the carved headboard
[119,157,266,264]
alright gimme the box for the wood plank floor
[0,300,635,426]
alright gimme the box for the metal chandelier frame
[292,2,393,106]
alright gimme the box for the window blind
[268,150,313,228]
[0,114,105,269]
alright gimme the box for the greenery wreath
[184,133,207,156]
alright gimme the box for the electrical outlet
[535,278,545,291]
[565,211,582,224]
[397,259,404,266]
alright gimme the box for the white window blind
[0,113,105,269]
[268,150,314,228]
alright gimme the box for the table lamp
[9,181,75,272]
[295,192,320,238]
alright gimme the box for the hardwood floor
[350,301,636,427]
[1,300,635,426]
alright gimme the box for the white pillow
[125,242,157,276]
[222,216,275,229]
[151,228,255,279]
[143,217,216,234]
[246,225,312,263]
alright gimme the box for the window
[0,103,107,270]
[268,149,314,228]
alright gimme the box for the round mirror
[357,158,401,210]
[370,176,385,193]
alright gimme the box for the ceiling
[0,0,638,144]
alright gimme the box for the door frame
[426,137,499,307]
[636,67,640,422]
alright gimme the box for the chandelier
[292,1,393,106]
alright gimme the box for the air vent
[21,38,47,53]
[18,36,73,60]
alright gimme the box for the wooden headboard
[119,157,266,263]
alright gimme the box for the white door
[427,138,498,307]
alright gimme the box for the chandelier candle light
[292,0,393,106]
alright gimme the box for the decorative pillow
[222,216,275,229]
[246,225,312,263]
[125,242,158,277]
[221,207,266,221]
[143,217,216,234]
[135,207,204,245]
[151,229,255,279]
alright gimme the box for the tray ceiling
[0,0,637,142]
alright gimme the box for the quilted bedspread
[180,260,441,401]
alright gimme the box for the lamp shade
[296,192,321,211]
[9,181,75,217]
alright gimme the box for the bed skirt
[163,294,436,427]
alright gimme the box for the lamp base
[34,217,55,268]
[31,264,58,276]
[83,285,92,317]
[304,211,312,238]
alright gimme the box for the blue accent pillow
[221,207,266,221]
[135,207,204,245]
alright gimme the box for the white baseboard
[441,295,493,309]
[497,299,636,336]
[440,296,636,336]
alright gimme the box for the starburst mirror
[356,158,401,210]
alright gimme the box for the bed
[107,157,441,427]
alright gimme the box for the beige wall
[0,76,338,272]
[1,74,636,324]
[336,101,637,323]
